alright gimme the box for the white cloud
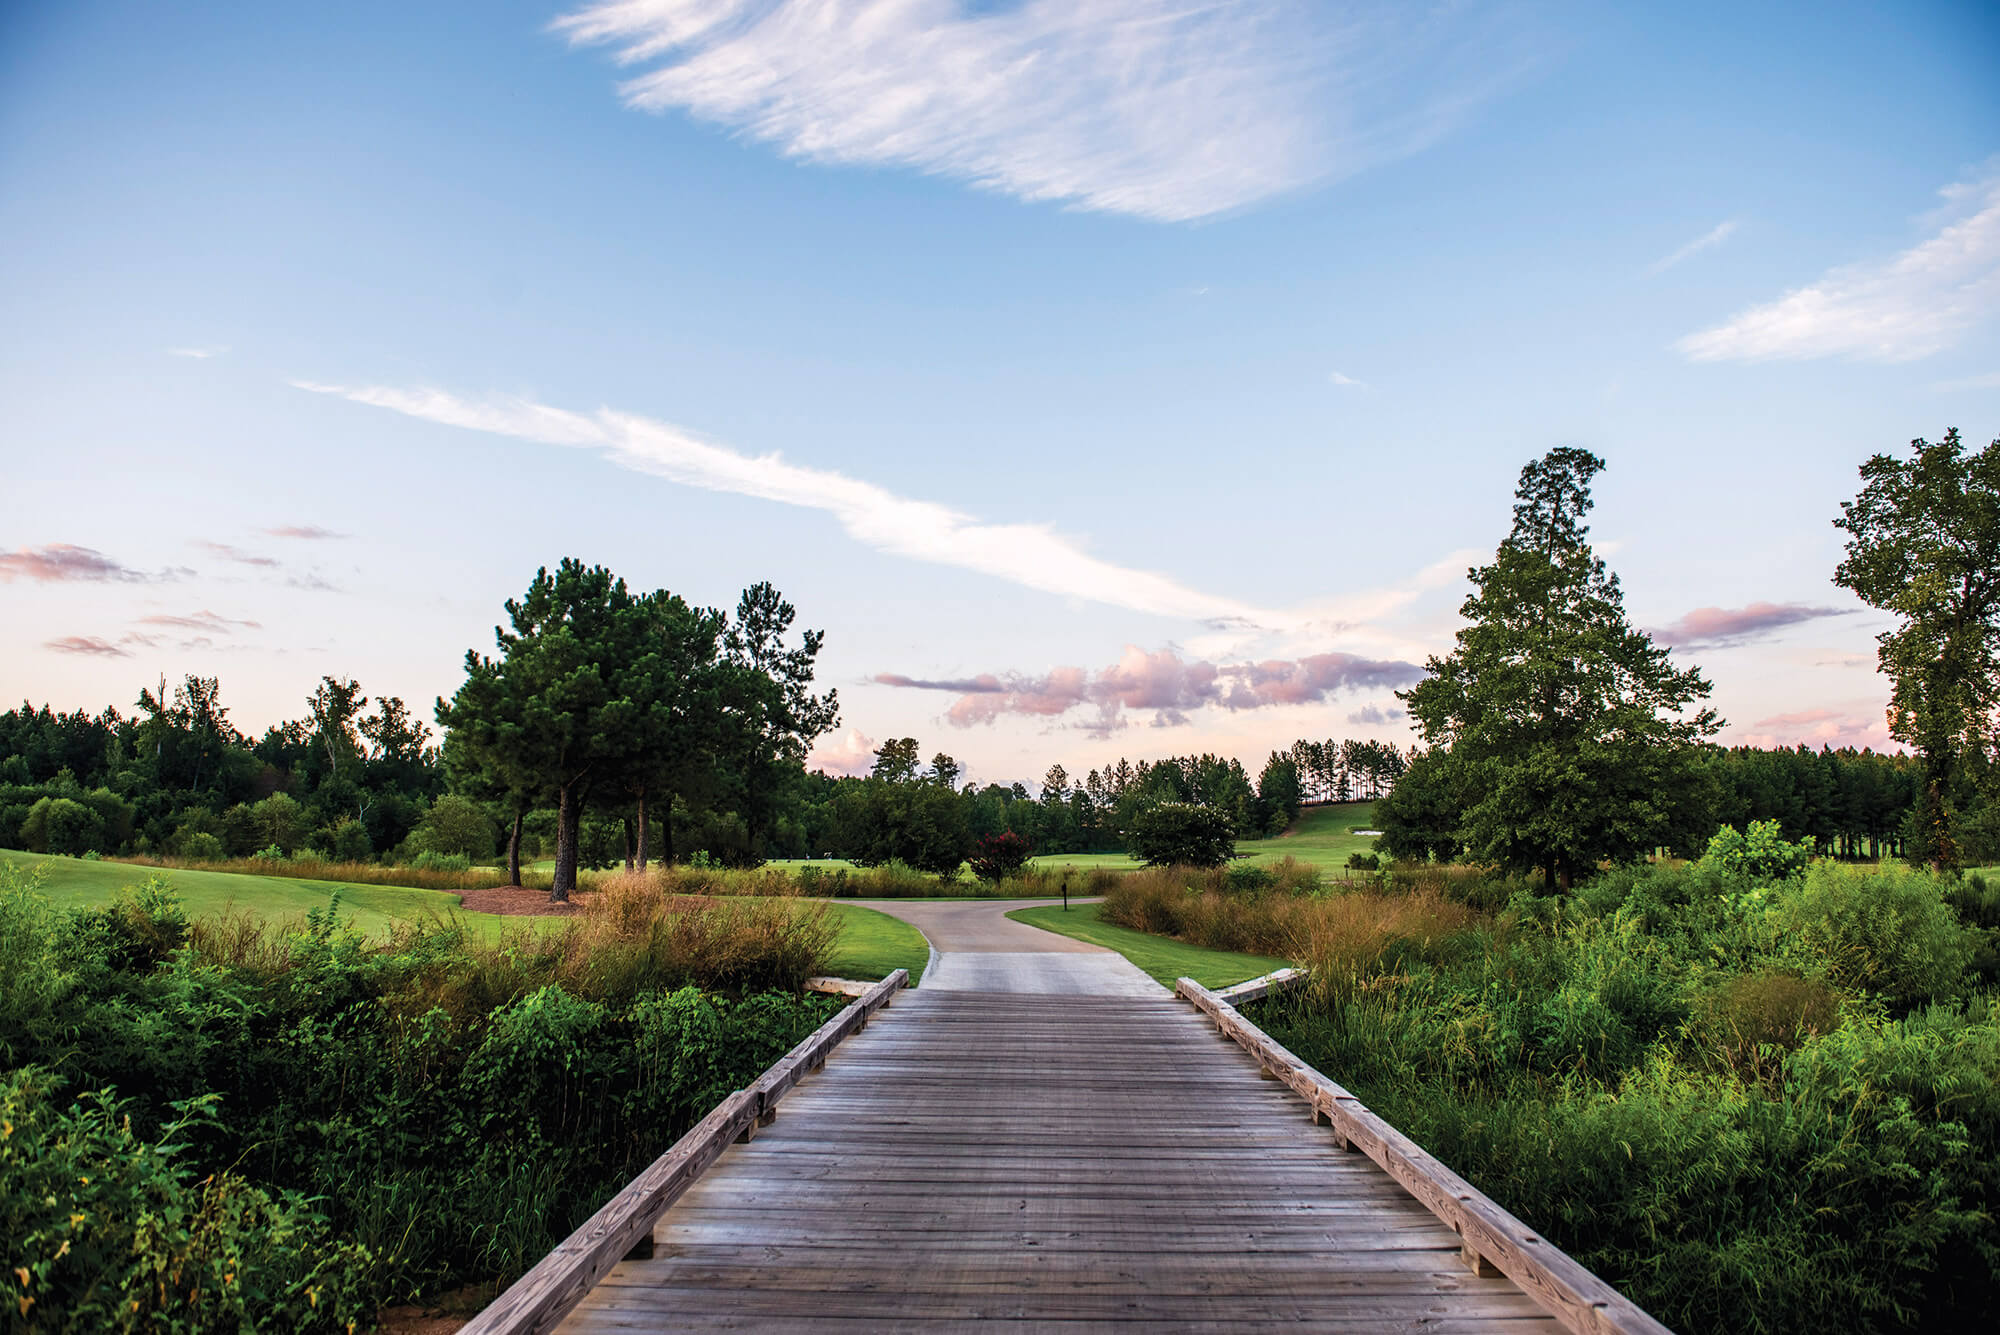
[1645,219,1736,276]
[553,0,1529,222]
[294,379,1274,623]
[1678,170,2000,363]
[167,346,227,359]
[1328,370,1366,387]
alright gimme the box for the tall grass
[1096,862,1479,962]
[109,851,546,893]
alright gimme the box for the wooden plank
[804,975,875,998]
[460,969,906,1335]
[1175,976,1671,1335]
[1215,966,1306,1004]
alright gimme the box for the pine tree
[1400,447,1719,889]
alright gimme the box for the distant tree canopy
[1835,428,2000,871]
[1393,447,1719,889]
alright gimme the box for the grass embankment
[1006,902,1284,989]
[1027,802,1382,875]
[821,903,929,981]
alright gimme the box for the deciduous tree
[1834,428,2000,870]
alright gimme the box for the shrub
[1699,820,1811,883]
[1345,851,1381,871]
[411,849,473,873]
[410,795,495,861]
[249,793,307,855]
[1127,801,1235,868]
[327,817,371,863]
[1775,862,1978,1008]
[250,843,286,863]
[967,831,1032,882]
[0,1071,374,1334]
[1691,972,1841,1079]
[20,796,104,856]
[178,831,225,862]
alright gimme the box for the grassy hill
[1028,801,1381,874]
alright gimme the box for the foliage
[828,775,970,875]
[1224,852,2000,1333]
[1,1071,374,1333]
[1697,820,1811,882]
[0,864,842,1322]
[1126,801,1236,868]
[1834,428,2000,870]
[967,831,1032,882]
[1401,448,1719,888]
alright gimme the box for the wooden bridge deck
[555,989,1561,1332]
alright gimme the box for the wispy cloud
[44,635,128,657]
[553,0,1529,222]
[0,543,151,583]
[167,346,227,359]
[296,380,1272,623]
[1649,601,1853,651]
[192,540,280,569]
[1678,170,2000,362]
[137,611,261,634]
[877,645,1421,732]
[264,524,347,540]
[1328,371,1367,388]
[1347,703,1406,726]
[1645,219,1737,276]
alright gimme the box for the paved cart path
[851,896,1164,996]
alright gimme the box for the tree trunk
[507,810,524,887]
[553,782,581,901]
[622,815,635,871]
[635,786,650,872]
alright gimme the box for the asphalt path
[851,897,1165,997]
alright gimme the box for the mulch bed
[455,885,584,916]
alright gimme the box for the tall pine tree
[1398,448,1719,888]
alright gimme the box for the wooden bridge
[464,904,1669,1334]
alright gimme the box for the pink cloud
[809,728,879,777]
[1736,707,1897,751]
[137,610,261,633]
[0,543,148,583]
[192,540,280,568]
[879,645,1422,732]
[1650,601,1852,649]
[44,635,128,657]
[264,525,346,540]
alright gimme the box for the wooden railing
[1177,975,1673,1335]
[459,969,909,1335]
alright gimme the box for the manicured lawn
[1028,802,1383,876]
[1007,902,1284,990]
[3,849,930,981]
[820,903,930,983]
[0,847,473,939]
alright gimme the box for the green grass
[4,849,928,981]
[0,848,475,939]
[1006,902,1285,990]
[1027,802,1382,875]
[819,903,930,982]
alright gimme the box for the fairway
[1027,802,1382,875]
[1006,901,1286,989]
[0,850,926,981]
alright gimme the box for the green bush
[1,1071,374,1334]
[1126,801,1235,868]
[328,817,372,863]
[1698,820,1811,883]
[1775,862,1978,1008]
[411,849,473,873]
[19,797,104,856]
[178,831,225,862]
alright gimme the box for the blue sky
[3,0,1997,786]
